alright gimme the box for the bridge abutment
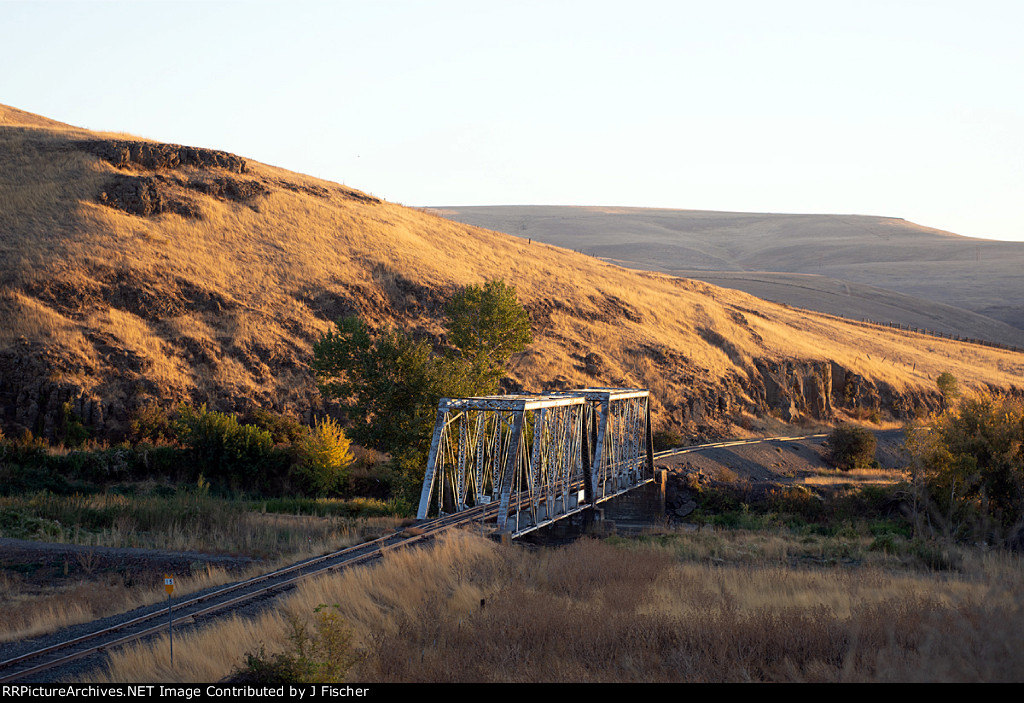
[595,468,668,532]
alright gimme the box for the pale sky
[4,0,1023,241]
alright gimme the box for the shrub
[0,462,81,495]
[58,402,90,448]
[54,445,135,483]
[936,371,960,408]
[242,408,308,445]
[652,428,684,452]
[234,605,361,683]
[130,404,175,444]
[0,507,64,540]
[825,424,877,471]
[15,429,48,451]
[291,417,355,496]
[174,405,278,488]
[134,443,191,479]
[906,392,1024,540]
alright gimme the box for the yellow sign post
[164,574,174,667]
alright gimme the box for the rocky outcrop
[654,355,942,436]
[658,373,747,438]
[0,342,324,441]
[187,176,269,203]
[85,138,356,220]
[97,174,199,218]
[750,360,834,421]
[829,361,940,418]
[83,137,266,219]
[0,342,111,439]
[80,139,247,173]
[731,358,940,423]
[80,137,380,209]
[97,172,277,219]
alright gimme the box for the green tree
[312,317,442,461]
[58,402,90,448]
[312,280,532,475]
[936,372,960,409]
[174,405,278,487]
[906,391,1024,543]
[444,279,533,388]
[825,424,877,471]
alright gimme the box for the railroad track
[0,432,830,682]
[0,505,493,683]
[654,432,828,460]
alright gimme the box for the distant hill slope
[432,206,1024,346]
[1,106,1022,442]
[663,271,1024,349]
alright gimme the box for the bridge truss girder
[416,389,654,537]
[416,395,586,534]
[572,388,655,506]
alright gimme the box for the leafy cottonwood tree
[906,391,1024,544]
[444,279,533,387]
[312,317,445,464]
[312,280,532,473]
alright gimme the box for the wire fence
[836,314,1022,354]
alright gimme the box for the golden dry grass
[0,495,404,643]
[85,530,1024,683]
[0,562,242,643]
[801,467,908,486]
[1,106,1021,437]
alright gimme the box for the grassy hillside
[1,106,1022,442]
[433,205,1024,346]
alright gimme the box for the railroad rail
[0,504,492,683]
[654,433,829,460]
[0,430,831,682]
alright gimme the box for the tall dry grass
[0,491,404,643]
[0,562,242,643]
[0,492,401,557]
[87,530,1024,683]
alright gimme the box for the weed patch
[232,605,362,684]
[92,532,1024,682]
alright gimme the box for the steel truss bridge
[416,388,654,537]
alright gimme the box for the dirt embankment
[657,429,908,520]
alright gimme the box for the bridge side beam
[645,397,654,477]
[496,411,525,533]
[588,400,609,504]
[416,402,450,520]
